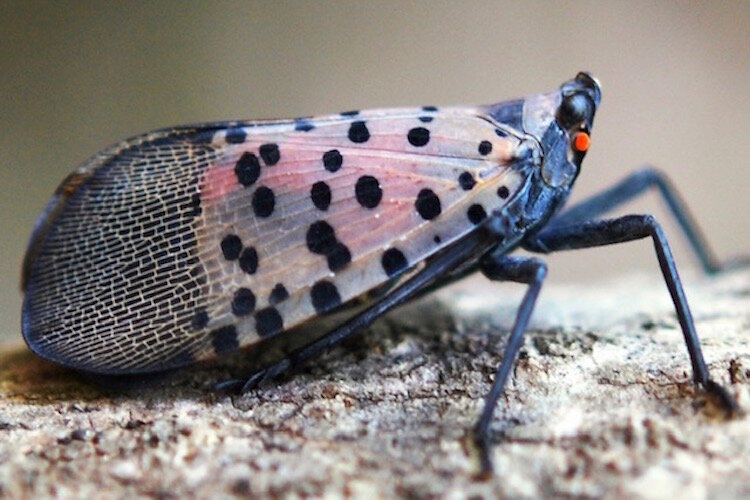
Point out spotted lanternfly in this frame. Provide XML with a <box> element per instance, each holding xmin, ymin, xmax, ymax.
<box><xmin>21</xmin><ymin>73</ymin><xmax>743</xmax><ymax>475</ymax></box>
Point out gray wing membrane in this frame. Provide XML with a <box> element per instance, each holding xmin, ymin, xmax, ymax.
<box><xmin>23</xmin><ymin>128</ymin><xmax>223</xmax><ymax>374</ymax></box>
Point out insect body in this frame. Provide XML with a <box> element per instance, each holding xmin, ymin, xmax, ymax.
<box><xmin>21</xmin><ymin>73</ymin><xmax>740</xmax><ymax>475</ymax></box>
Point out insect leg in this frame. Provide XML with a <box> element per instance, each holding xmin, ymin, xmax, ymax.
<box><xmin>525</xmin><ymin>214</ymin><xmax>739</xmax><ymax>413</ymax></box>
<box><xmin>220</xmin><ymin>228</ymin><xmax>497</xmax><ymax>393</ymax></box>
<box><xmin>474</xmin><ymin>254</ymin><xmax>548</xmax><ymax>477</ymax></box>
<box><xmin>533</xmin><ymin>168</ymin><xmax>747</xmax><ymax>273</ymax></box>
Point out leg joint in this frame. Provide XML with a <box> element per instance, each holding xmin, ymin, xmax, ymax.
<box><xmin>638</xmin><ymin>214</ymin><xmax>668</xmax><ymax>243</ymax></box>
<box><xmin>634</xmin><ymin>166</ymin><xmax>665</xmax><ymax>185</ymax></box>
<box><xmin>479</xmin><ymin>254</ymin><xmax>547</xmax><ymax>284</ymax></box>
<box><xmin>640</xmin><ymin>213</ymin><xmax>659</xmax><ymax>230</ymax></box>
<box><xmin>614</xmin><ymin>214</ymin><xmax>661</xmax><ymax>239</ymax></box>
<box><xmin>530</xmin><ymin>258</ymin><xmax>548</xmax><ymax>283</ymax></box>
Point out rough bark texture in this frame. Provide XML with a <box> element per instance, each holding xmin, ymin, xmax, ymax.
<box><xmin>1</xmin><ymin>269</ymin><xmax>748</xmax><ymax>498</ymax></box>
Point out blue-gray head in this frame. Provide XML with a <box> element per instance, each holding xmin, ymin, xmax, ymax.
<box><xmin>486</xmin><ymin>72</ymin><xmax>601</xmax><ymax>189</ymax></box>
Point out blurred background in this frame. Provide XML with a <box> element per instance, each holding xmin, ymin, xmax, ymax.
<box><xmin>1</xmin><ymin>1</ymin><xmax>748</xmax><ymax>344</ymax></box>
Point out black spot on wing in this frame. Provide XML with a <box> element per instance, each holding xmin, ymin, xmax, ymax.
<box><xmin>467</xmin><ymin>204</ymin><xmax>487</xmax><ymax>225</ymax></box>
<box><xmin>259</xmin><ymin>143</ymin><xmax>280</xmax><ymax>166</ymax></box>
<box><xmin>190</xmin><ymin>193</ymin><xmax>202</xmax><ymax>217</ymax></box>
<box><xmin>306</xmin><ymin>221</ymin><xmax>337</xmax><ymax>255</ymax></box>
<box><xmin>235</xmin><ymin>152</ymin><xmax>260</xmax><ymax>187</ymax></box>
<box><xmin>221</xmin><ymin>234</ymin><xmax>242</xmax><ymax>261</ymax></box>
<box><xmin>189</xmin><ymin>129</ymin><xmax>218</xmax><ymax>144</ymax></box>
<box><xmin>269</xmin><ymin>283</ymin><xmax>289</xmax><ymax>305</ymax></box>
<box><xmin>407</xmin><ymin>127</ymin><xmax>430</xmax><ymax>147</ymax></box>
<box><xmin>212</xmin><ymin>325</ymin><xmax>239</xmax><ymax>355</ymax></box>
<box><xmin>326</xmin><ymin>243</ymin><xmax>351</xmax><ymax>272</ymax></box>
<box><xmin>295</xmin><ymin>119</ymin><xmax>315</xmax><ymax>132</ymax></box>
<box><xmin>305</xmin><ymin>221</ymin><xmax>351</xmax><ymax>272</ymax></box>
<box><xmin>381</xmin><ymin>248</ymin><xmax>408</xmax><ymax>278</ymax></box>
<box><xmin>348</xmin><ymin>121</ymin><xmax>370</xmax><ymax>143</ymax></box>
<box><xmin>255</xmin><ymin>307</ymin><xmax>283</xmax><ymax>337</ymax></box>
<box><xmin>311</xmin><ymin>181</ymin><xmax>332</xmax><ymax>211</ymax></box>
<box><xmin>415</xmin><ymin>188</ymin><xmax>441</xmax><ymax>220</ymax></box>
<box><xmin>225</xmin><ymin>128</ymin><xmax>247</xmax><ymax>144</ymax></box>
<box><xmin>191</xmin><ymin>309</ymin><xmax>209</xmax><ymax>330</ymax></box>
<box><xmin>310</xmin><ymin>280</ymin><xmax>342</xmax><ymax>313</ymax></box>
<box><xmin>252</xmin><ymin>186</ymin><xmax>275</xmax><ymax>217</ymax></box>
<box><xmin>239</xmin><ymin>247</ymin><xmax>258</xmax><ymax>274</ymax></box>
<box><xmin>458</xmin><ymin>172</ymin><xmax>476</xmax><ymax>191</ymax></box>
<box><xmin>355</xmin><ymin>175</ymin><xmax>382</xmax><ymax>209</ymax></box>
<box><xmin>322</xmin><ymin>149</ymin><xmax>343</xmax><ymax>172</ymax></box>
<box><xmin>232</xmin><ymin>288</ymin><xmax>256</xmax><ymax>316</ymax></box>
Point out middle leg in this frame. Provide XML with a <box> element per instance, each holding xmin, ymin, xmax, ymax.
<box><xmin>474</xmin><ymin>254</ymin><xmax>548</xmax><ymax>477</ymax></box>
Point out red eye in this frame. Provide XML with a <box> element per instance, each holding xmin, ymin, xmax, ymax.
<box><xmin>573</xmin><ymin>132</ymin><xmax>590</xmax><ymax>153</ymax></box>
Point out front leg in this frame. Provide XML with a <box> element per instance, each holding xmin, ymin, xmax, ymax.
<box><xmin>526</xmin><ymin>168</ymin><xmax>747</xmax><ymax>273</ymax></box>
<box><xmin>524</xmin><ymin>214</ymin><xmax>739</xmax><ymax>413</ymax></box>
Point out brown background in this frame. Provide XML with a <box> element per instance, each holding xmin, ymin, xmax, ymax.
<box><xmin>1</xmin><ymin>1</ymin><xmax>748</xmax><ymax>343</ymax></box>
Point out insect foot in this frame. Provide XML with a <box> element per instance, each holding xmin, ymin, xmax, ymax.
<box><xmin>214</xmin><ymin>379</ymin><xmax>246</xmax><ymax>394</ymax></box>
<box><xmin>702</xmin><ymin>380</ymin><xmax>742</xmax><ymax>416</ymax></box>
<box><xmin>714</xmin><ymin>256</ymin><xmax>750</xmax><ymax>274</ymax></box>
<box><xmin>214</xmin><ymin>364</ymin><xmax>280</xmax><ymax>394</ymax></box>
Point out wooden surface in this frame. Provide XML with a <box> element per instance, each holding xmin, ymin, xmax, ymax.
<box><xmin>1</xmin><ymin>269</ymin><xmax>748</xmax><ymax>498</ymax></box>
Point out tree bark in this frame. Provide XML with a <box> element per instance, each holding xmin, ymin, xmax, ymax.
<box><xmin>1</xmin><ymin>269</ymin><xmax>748</xmax><ymax>498</ymax></box>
